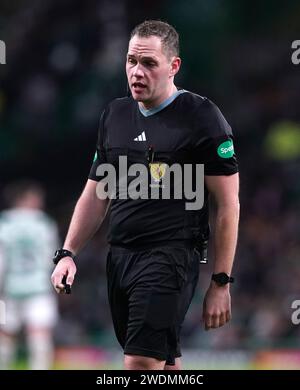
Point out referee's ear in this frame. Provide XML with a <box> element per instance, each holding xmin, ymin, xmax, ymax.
<box><xmin>169</xmin><ymin>56</ymin><xmax>181</xmax><ymax>77</ymax></box>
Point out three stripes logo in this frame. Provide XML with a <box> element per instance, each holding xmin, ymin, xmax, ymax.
<box><xmin>134</xmin><ymin>131</ymin><xmax>146</xmax><ymax>141</ymax></box>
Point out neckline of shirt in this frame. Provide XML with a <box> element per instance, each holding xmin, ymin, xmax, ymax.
<box><xmin>138</xmin><ymin>89</ymin><xmax>187</xmax><ymax>117</ymax></box>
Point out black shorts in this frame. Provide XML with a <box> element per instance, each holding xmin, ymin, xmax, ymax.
<box><xmin>106</xmin><ymin>244</ymin><xmax>200</xmax><ymax>365</ymax></box>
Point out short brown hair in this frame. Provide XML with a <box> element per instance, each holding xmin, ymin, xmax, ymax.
<box><xmin>3</xmin><ymin>180</ymin><xmax>45</xmax><ymax>207</ymax></box>
<box><xmin>130</xmin><ymin>20</ymin><xmax>179</xmax><ymax>58</ymax></box>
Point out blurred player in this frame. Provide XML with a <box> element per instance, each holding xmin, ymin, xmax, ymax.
<box><xmin>0</xmin><ymin>180</ymin><xmax>59</xmax><ymax>369</ymax></box>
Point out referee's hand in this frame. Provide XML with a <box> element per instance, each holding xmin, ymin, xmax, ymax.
<box><xmin>51</xmin><ymin>257</ymin><xmax>77</xmax><ymax>294</ymax></box>
<box><xmin>202</xmin><ymin>283</ymin><xmax>232</xmax><ymax>330</ymax></box>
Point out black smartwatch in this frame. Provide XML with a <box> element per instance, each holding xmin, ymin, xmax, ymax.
<box><xmin>211</xmin><ymin>272</ymin><xmax>234</xmax><ymax>286</ymax></box>
<box><xmin>53</xmin><ymin>249</ymin><xmax>75</xmax><ymax>265</ymax></box>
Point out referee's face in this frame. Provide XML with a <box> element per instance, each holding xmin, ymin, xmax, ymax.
<box><xmin>126</xmin><ymin>35</ymin><xmax>181</xmax><ymax>109</ymax></box>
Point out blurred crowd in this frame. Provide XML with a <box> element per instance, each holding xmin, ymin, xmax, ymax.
<box><xmin>1</xmin><ymin>0</ymin><xmax>300</xmax><ymax>364</ymax></box>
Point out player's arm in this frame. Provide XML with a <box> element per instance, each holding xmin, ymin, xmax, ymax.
<box><xmin>202</xmin><ymin>173</ymin><xmax>240</xmax><ymax>330</ymax></box>
<box><xmin>51</xmin><ymin>179</ymin><xmax>110</xmax><ymax>293</ymax></box>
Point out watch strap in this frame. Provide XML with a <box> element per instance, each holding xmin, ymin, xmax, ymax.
<box><xmin>211</xmin><ymin>272</ymin><xmax>234</xmax><ymax>286</ymax></box>
<box><xmin>53</xmin><ymin>249</ymin><xmax>75</xmax><ymax>265</ymax></box>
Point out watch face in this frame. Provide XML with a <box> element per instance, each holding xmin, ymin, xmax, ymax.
<box><xmin>219</xmin><ymin>273</ymin><xmax>228</xmax><ymax>284</ymax></box>
<box><xmin>213</xmin><ymin>272</ymin><xmax>229</xmax><ymax>285</ymax></box>
<box><xmin>53</xmin><ymin>249</ymin><xmax>74</xmax><ymax>264</ymax></box>
<box><xmin>53</xmin><ymin>249</ymin><xmax>63</xmax><ymax>264</ymax></box>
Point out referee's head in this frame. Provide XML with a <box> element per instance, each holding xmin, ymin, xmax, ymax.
<box><xmin>126</xmin><ymin>20</ymin><xmax>181</xmax><ymax>109</ymax></box>
<box><xmin>130</xmin><ymin>20</ymin><xmax>180</xmax><ymax>60</ymax></box>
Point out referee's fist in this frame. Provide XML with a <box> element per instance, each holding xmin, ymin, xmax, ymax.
<box><xmin>51</xmin><ymin>257</ymin><xmax>77</xmax><ymax>294</ymax></box>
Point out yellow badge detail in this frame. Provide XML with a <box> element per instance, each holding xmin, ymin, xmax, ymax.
<box><xmin>149</xmin><ymin>162</ymin><xmax>167</xmax><ymax>183</ymax></box>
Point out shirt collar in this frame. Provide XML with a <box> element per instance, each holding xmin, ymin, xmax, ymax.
<box><xmin>138</xmin><ymin>89</ymin><xmax>187</xmax><ymax>117</ymax></box>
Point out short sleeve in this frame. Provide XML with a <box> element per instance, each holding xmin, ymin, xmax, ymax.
<box><xmin>88</xmin><ymin>109</ymin><xmax>108</xmax><ymax>182</ymax></box>
<box><xmin>194</xmin><ymin>99</ymin><xmax>238</xmax><ymax>176</ymax></box>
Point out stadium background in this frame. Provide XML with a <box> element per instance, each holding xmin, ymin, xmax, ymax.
<box><xmin>1</xmin><ymin>0</ymin><xmax>300</xmax><ymax>369</ymax></box>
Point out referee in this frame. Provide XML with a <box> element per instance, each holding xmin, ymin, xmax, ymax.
<box><xmin>51</xmin><ymin>20</ymin><xmax>239</xmax><ymax>370</ymax></box>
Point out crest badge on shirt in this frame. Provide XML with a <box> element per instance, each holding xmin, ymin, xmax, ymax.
<box><xmin>149</xmin><ymin>162</ymin><xmax>167</xmax><ymax>183</ymax></box>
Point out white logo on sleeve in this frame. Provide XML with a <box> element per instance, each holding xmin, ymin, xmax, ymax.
<box><xmin>134</xmin><ymin>131</ymin><xmax>146</xmax><ymax>141</ymax></box>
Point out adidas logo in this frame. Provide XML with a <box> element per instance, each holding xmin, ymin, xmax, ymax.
<box><xmin>134</xmin><ymin>131</ymin><xmax>146</xmax><ymax>141</ymax></box>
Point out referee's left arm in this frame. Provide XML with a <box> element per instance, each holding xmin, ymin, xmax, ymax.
<box><xmin>202</xmin><ymin>173</ymin><xmax>240</xmax><ymax>330</ymax></box>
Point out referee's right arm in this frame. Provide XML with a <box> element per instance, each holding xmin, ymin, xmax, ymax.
<box><xmin>51</xmin><ymin>180</ymin><xmax>110</xmax><ymax>293</ymax></box>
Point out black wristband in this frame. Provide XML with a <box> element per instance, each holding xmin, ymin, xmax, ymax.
<box><xmin>211</xmin><ymin>272</ymin><xmax>234</xmax><ymax>286</ymax></box>
<box><xmin>53</xmin><ymin>249</ymin><xmax>75</xmax><ymax>265</ymax></box>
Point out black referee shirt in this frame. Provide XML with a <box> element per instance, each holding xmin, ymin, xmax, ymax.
<box><xmin>89</xmin><ymin>90</ymin><xmax>238</xmax><ymax>248</ymax></box>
